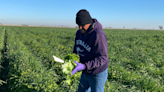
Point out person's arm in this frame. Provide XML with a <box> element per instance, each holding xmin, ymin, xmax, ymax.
<box><xmin>84</xmin><ymin>32</ymin><xmax>108</xmax><ymax>70</ymax></box>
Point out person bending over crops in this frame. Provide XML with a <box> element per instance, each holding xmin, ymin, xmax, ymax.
<box><xmin>71</xmin><ymin>9</ymin><xmax>109</xmax><ymax>92</ymax></box>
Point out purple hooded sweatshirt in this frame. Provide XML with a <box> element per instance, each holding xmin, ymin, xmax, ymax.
<box><xmin>73</xmin><ymin>19</ymin><xmax>109</xmax><ymax>75</ymax></box>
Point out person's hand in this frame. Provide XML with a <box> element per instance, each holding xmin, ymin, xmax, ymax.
<box><xmin>71</xmin><ymin>61</ymin><xmax>85</xmax><ymax>76</ymax></box>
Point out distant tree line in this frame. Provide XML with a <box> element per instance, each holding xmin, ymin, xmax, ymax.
<box><xmin>21</xmin><ymin>24</ymin><xmax>29</xmax><ymax>26</ymax></box>
<box><xmin>159</xmin><ymin>26</ymin><xmax>163</xmax><ymax>30</ymax></box>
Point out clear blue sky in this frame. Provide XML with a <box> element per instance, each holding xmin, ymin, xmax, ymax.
<box><xmin>0</xmin><ymin>0</ymin><xmax>164</xmax><ymax>29</ymax></box>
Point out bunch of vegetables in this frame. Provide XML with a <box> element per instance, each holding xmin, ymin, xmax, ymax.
<box><xmin>57</xmin><ymin>54</ymin><xmax>82</xmax><ymax>85</ymax></box>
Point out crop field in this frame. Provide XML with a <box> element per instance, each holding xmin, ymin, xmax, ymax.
<box><xmin>0</xmin><ymin>26</ymin><xmax>164</xmax><ymax>92</ymax></box>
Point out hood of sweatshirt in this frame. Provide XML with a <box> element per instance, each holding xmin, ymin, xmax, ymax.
<box><xmin>85</xmin><ymin>19</ymin><xmax>102</xmax><ymax>35</ymax></box>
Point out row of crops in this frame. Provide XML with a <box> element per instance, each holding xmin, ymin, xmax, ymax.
<box><xmin>103</xmin><ymin>29</ymin><xmax>164</xmax><ymax>91</ymax></box>
<box><xmin>0</xmin><ymin>27</ymin><xmax>6</xmax><ymax>86</ymax></box>
<box><xmin>0</xmin><ymin>26</ymin><xmax>164</xmax><ymax>92</ymax></box>
<box><xmin>0</xmin><ymin>27</ymin><xmax>80</xmax><ymax>92</ymax></box>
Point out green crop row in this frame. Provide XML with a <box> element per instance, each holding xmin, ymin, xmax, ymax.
<box><xmin>4</xmin><ymin>27</ymin><xmax>60</xmax><ymax>91</ymax></box>
<box><xmin>0</xmin><ymin>27</ymin><xmax>6</xmax><ymax>86</ymax></box>
<box><xmin>1</xmin><ymin>27</ymin><xmax>80</xmax><ymax>92</ymax></box>
<box><xmin>0</xmin><ymin>27</ymin><xmax>5</xmax><ymax>61</ymax></box>
<box><xmin>11</xmin><ymin>27</ymin><xmax>76</xmax><ymax>69</ymax></box>
<box><xmin>104</xmin><ymin>29</ymin><xmax>164</xmax><ymax>91</ymax></box>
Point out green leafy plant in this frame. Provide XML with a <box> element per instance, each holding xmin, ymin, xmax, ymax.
<box><xmin>61</xmin><ymin>54</ymin><xmax>82</xmax><ymax>85</ymax></box>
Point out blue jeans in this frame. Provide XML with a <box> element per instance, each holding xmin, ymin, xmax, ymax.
<box><xmin>77</xmin><ymin>68</ymin><xmax>108</xmax><ymax>92</ymax></box>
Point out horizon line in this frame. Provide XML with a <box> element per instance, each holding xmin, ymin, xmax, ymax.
<box><xmin>0</xmin><ymin>24</ymin><xmax>163</xmax><ymax>31</ymax></box>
